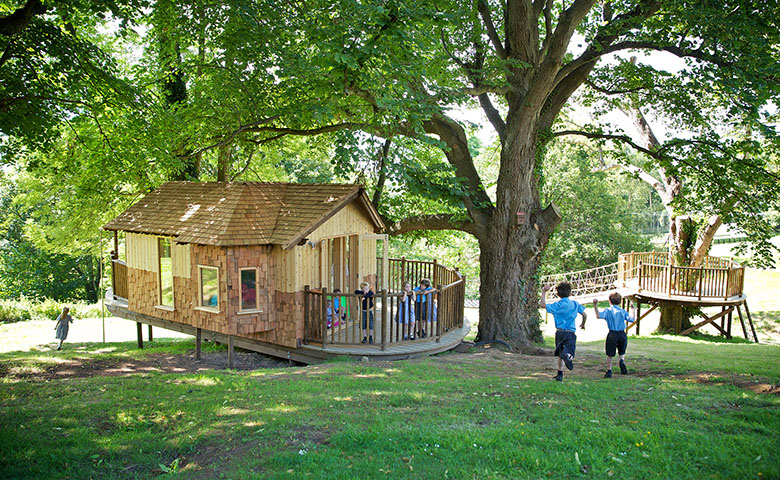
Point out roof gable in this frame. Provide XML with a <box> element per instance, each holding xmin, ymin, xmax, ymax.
<box><xmin>103</xmin><ymin>182</ymin><xmax>384</xmax><ymax>247</ymax></box>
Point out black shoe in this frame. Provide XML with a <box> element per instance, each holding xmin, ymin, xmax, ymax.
<box><xmin>554</xmin><ymin>372</ymin><xmax>563</xmax><ymax>382</ymax></box>
<box><xmin>619</xmin><ymin>360</ymin><xmax>627</xmax><ymax>374</ymax></box>
<box><xmin>421</xmin><ymin>330</ymin><xmax>427</xmax><ymax>338</ymax></box>
<box><xmin>563</xmin><ymin>354</ymin><xmax>574</xmax><ymax>371</ymax></box>
<box><xmin>604</xmin><ymin>370</ymin><xmax>612</xmax><ymax>378</ymax></box>
<box><xmin>410</xmin><ymin>335</ymin><xmax>415</xmax><ymax>340</ymax></box>
<box><xmin>57</xmin><ymin>346</ymin><xmax>62</xmax><ymax>351</ymax></box>
<box><xmin>362</xmin><ymin>337</ymin><xmax>367</xmax><ymax>344</ymax></box>
<box><xmin>369</xmin><ymin>336</ymin><xmax>374</xmax><ymax>344</ymax></box>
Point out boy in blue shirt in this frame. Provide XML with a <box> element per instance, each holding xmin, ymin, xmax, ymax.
<box><xmin>540</xmin><ymin>282</ymin><xmax>587</xmax><ymax>382</ymax></box>
<box><xmin>592</xmin><ymin>292</ymin><xmax>633</xmax><ymax>378</ymax></box>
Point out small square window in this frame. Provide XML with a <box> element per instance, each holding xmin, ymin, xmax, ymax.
<box><xmin>199</xmin><ymin>266</ymin><xmax>219</xmax><ymax>309</ymax></box>
<box><xmin>240</xmin><ymin>268</ymin><xmax>258</xmax><ymax>311</ymax></box>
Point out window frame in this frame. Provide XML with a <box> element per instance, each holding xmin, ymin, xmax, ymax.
<box><xmin>238</xmin><ymin>267</ymin><xmax>263</xmax><ymax>314</ymax></box>
<box><xmin>157</xmin><ymin>237</ymin><xmax>174</xmax><ymax>309</ymax></box>
<box><xmin>196</xmin><ymin>265</ymin><xmax>220</xmax><ymax>313</ymax></box>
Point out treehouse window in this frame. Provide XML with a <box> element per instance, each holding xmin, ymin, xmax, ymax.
<box><xmin>240</xmin><ymin>268</ymin><xmax>259</xmax><ymax>312</ymax></box>
<box><xmin>158</xmin><ymin>238</ymin><xmax>173</xmax><ymax>307</ymax></box>
<box><xmin>199</xmin><ymin>266</ymin><xmax>219</xmax><ymax>310</ymax></box>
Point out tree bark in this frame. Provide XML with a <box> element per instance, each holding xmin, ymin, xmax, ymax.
<box><xmin>657</xmin><ymin>303</ymin><xmax>693</xmax><ymax>333</ymax></box>
<box><xmin>474</xmin><ymin>123</ymin><xmax>562</xmax><ymax>346</ymax></box>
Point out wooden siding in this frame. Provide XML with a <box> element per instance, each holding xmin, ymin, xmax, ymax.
<box><xmin>127</xmin><ymin>232</ymin><xmax>191</xmax><ymax>278</ymax></box>
<box><xmin>271</xmin><ymin>203</ymin><xmax>377</xmax><ymax>293</ymax></box>
<box><xmin>127</xmin><ymin>233</ymin><xmax>159</xmax><ymax>272</ymax></box>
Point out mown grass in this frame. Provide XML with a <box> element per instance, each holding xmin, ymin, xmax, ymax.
<box><xmin>2</xmin><ymin>338</ymin><xmax>779</xmax><ymax>479</ymax></box>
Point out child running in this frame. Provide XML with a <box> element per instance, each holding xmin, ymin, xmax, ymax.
<box><xmin>592</xmin><ymin>293</ymin><xmax>633</xmax><ymax>378</ymax></box>
<box><xmin>540</xmin><ymin>282</ymin><xmax>587</xmax><ymax>382</ymax></box>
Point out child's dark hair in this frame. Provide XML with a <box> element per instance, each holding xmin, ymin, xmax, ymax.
<box><xmin>556</xmin><ymin>282</ymin><xmax>572</xmax><ymax>298</ymax></box>
<box><xmin>608</xmin><ymin>292</ymin><xmax>622</xmax><ymax>305</ymax></box>
<box><xmin>420</xmin><ymin>278</ymin><xmax>431</xmax><ymax>288</ymax></box>
<box><xmin>333</xmin><ymin>288</ymin><xmax>341</xmax><ymax>293</ymax></box>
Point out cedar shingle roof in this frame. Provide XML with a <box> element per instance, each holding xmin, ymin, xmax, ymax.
<box><xmin>103</xmin><ymin>182</ymin><xmax>384</xmax><ymax>248</ymax></box>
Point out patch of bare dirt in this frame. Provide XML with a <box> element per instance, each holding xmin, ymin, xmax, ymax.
<box><xmin>0</xmin><ymin>350</ymin><xmax>290</xmax><ymax>381</ymax></box>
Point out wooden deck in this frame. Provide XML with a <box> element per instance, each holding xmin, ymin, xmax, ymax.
<box><xmin>105</xmin><ymin>297</ymin><xmax>471</xmax><ymax>364</ymax></box>
<box><xmin>301</xmin><ymin>319</ymin><xmax>471</xmax><ymax>361</ymax></box>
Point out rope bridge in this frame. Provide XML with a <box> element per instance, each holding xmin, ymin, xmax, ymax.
<box><xmin>540</xmin><ymin>262</ymin><xmax>630</xmax><ymax>302</ymax></box>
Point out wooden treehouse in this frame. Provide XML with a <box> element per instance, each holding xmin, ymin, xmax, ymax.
<box><xmin>617</xmin><ymin>251</ymin><xmax>757</xmax><ymax>341</ymax></box>
<box><xmin>104</xmin><ymin>182</ymin><xmax>469</xmax><ymax>364</ymax></box>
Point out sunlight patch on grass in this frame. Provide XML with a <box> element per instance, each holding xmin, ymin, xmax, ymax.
<box><xmin>171</xmin><ymin>376</ymin><xmax>221</xmax><ymax>386</ymax></box>
<box><xmin>217</xmin><ymin>407</ymin><xmax>250</xmax><ymax>416</ymax></box>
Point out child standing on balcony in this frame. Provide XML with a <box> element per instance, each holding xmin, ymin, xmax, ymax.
<box><xmin>540</xmin><ymin>282</ymin><xmax>587</xmax><ymax>382</ymax></box>
<box><xmin>414</xmin><ymin>278</ymin><xmax>433</xmax><ymax>338</ymax></box>
<box><xmin>327</xmin><ymin>288</ymin><xmax>343</xmax><ymax>329</ymax></box>
<box><xmin>355</xmin><ymin>282</ymin><xmax>375</xmax><ymax>344</ymax></box>
<box><xmin>592</xmin><ymin>293</ymin><xmax>632</xmax><ymax>378</ymax></box>
<box><xmin>396</xmin><ymin>281</ymin><xmax>416</xmax><ymax>340</ymax></box>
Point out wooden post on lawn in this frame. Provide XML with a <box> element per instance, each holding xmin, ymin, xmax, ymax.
<box><xmin>228</xmin><ymin>335</ymin><xmax>235</xmax><ymax>369</ymax></box>
<box><xmin>196</xmin><ymin>328</ymin><xmax>202</xmax><ymax>360</ymax></box>
<box><xmin>148</xmin><ymin>325</ymin><xmax>153</xmax><ymax>342</ymax></box>
<box><xmin>136</xmin><ymin>322</ymin><xmax>143</xmax><ymax>349</ymax></box>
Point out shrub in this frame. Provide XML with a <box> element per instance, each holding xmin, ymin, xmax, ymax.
<box><xmin>0</xmin><ymin>299</ymin><xmax>32</xmax><ymax>323</ymax></box>
<box><xmin>0</xmin><ymin>298</ymin><xmax>104</xmax><ymax>324</ymax></box>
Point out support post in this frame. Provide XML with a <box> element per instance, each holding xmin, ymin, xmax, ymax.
<box><xmin>736</xmin><ymin>304</ymin><xmax>749</xmax><ymax>340</ymax></box>
<box><xmin>304</xmin><ymin>285</ymin><xmax>310</xmax><ymax>343</ymax></box>
<box><xmin>196</xmin><ymin>328</ymin><xmax>202</xmax><ymax>360</ymax></box>
<box><xmin>743</xmin><ymin>302</ymin><xmax>759</xmax><ymax>343</ymax></box>
<box><xmin>321</xmin><ymin>287</ymin><xmax>328</xmax><ymax>345</ymax></box>
<box><xmin>148</xmin><ymin>325</ymin><xmax>153</xmax><ymax>342</ymax></box>
<box><xmin>436</xmin><ymin>284</ymin><xmax>443</xmax><ymax>342</ymax></box>
<box><xmin>381</xmin><ymin>289</ymin><xmax>387</xmax><ymax>351</ymax></box>
<box><xmin>228</xmin><ymin>335</ymin><xmax>235</xmax><ymax>369</ymax></box>
<box><xmin>726</xmin><ymin>307</ymin><xmax>733</xmax><ymax>339</ymax></box>
<box><xmin>636</xmin><ymin>301</ymin><xmax>641</xmax><ymax>335</ymax></box>
<box><xmin>136</xmin><ymin>322</ymin><xmax>143</xmax><ymax>349</ymax></box>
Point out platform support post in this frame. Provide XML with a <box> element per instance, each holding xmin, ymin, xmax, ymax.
<box><xmin>736</xmin><ymin>304</ymin><xmax>749</xmax><ymax>340</ymax></box>
<box><xmin>743</xmin><ymin>302</ymin><xmax>759</xmax><ymax>343</ymax></box>
<box><xmin>196</xmin><ymin>328</ymin><xmax>202</xmax><ymax>360</ymax></box>
<box><xmin>148</xmin><ymin>325</ymin><xmax>153</xmax><ymax>342</ymax></box>
<box><xmin>136</xmin><ymin>322</ymin><xmax>143</xmax><ymax>349</ymax></box>
<box><xmin>636</xmin><ymin>301</ymin><xmax>641</xmax><ymax>335</ymax></box>
<box><xmin>228</xmin><ymin>335</ymin><xmax>235</xmax><ymax>368</ymax></box>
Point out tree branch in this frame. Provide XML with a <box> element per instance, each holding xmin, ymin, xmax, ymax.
<box><xmin>477</xmin><ymin>0</ymin><xmax>507</xmax><ymax>59</ymax></box>
<box><xmin>477</xmin><ymin>92</ymin><xmax>507</xmax><ymax>141</ymax></box>
<box><xmin>372</xmin><ymin>138</ymin><xmax>392</xmax><ymax>208</ymax></box>
<box><xmin>0</xmin><ymin>0</ymin><xmax>44</xmax><ymax>37</ymax></box>
<box><xmin>386</xmin><ymin>213</ymin><xmax>478</xmax><ymax>236</ymax></box>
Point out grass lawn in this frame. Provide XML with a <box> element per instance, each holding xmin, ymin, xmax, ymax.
<box><xmin>2</xmin><ymin>336</ymin><xmax>779</xmax><ymax>479</ymax></box>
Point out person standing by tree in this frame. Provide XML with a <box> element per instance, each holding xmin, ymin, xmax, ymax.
<box><xmin>54</xmin><ymin>307</ymin><xmax>74</xmax><ymax>351</ymax></box>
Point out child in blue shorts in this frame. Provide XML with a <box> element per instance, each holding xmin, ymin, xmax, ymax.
<box><xmin>592</xmin><ymin>292</ymin><xmax>633</xmax><ymax>378</ymax></box>
<box><xmin>540</xmin><ymin>282</ymin><xmax>587</xmax><ymax>382</ymax></box>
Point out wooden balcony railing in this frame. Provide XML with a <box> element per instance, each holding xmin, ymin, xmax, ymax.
<box><xmin>304</xmin><ymin>258</ymin><xmax>466</xmax><ymax>348</ymax></box>
<box><xmin>618</xmin><ymin>252</ymin><xmax>744</xmax><ymax>300</ymax></box>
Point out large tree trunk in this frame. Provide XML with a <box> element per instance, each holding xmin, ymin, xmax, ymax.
<box><xmin>476</xmin><ymin>226</ymin><xmax>545</xmax><ymax>345</ymax></box>
<box><xmin>474</xmin><ymin>124</ymin><xmax>561</xmax><ymax>347</ymax></box>
<box><xmin>657</xmin><ymin>303</ymin><xmax>693</xmax><ymax>333</ymax></box>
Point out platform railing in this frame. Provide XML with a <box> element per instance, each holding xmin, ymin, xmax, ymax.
<box><xmin>304</xmin><ymin>258</ymin><xmax>465</xmax><ymax>349</ymax></box>
<box><xmin>618</xmin><ymin>252</ymin><xmax>744</xmax><ymax>300</ymax></box>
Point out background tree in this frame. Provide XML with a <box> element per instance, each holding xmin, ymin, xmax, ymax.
<box><xmin>219</xmin><ymin>0</ymin><xmax>779</xmax><ymax>348</ymax></box>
